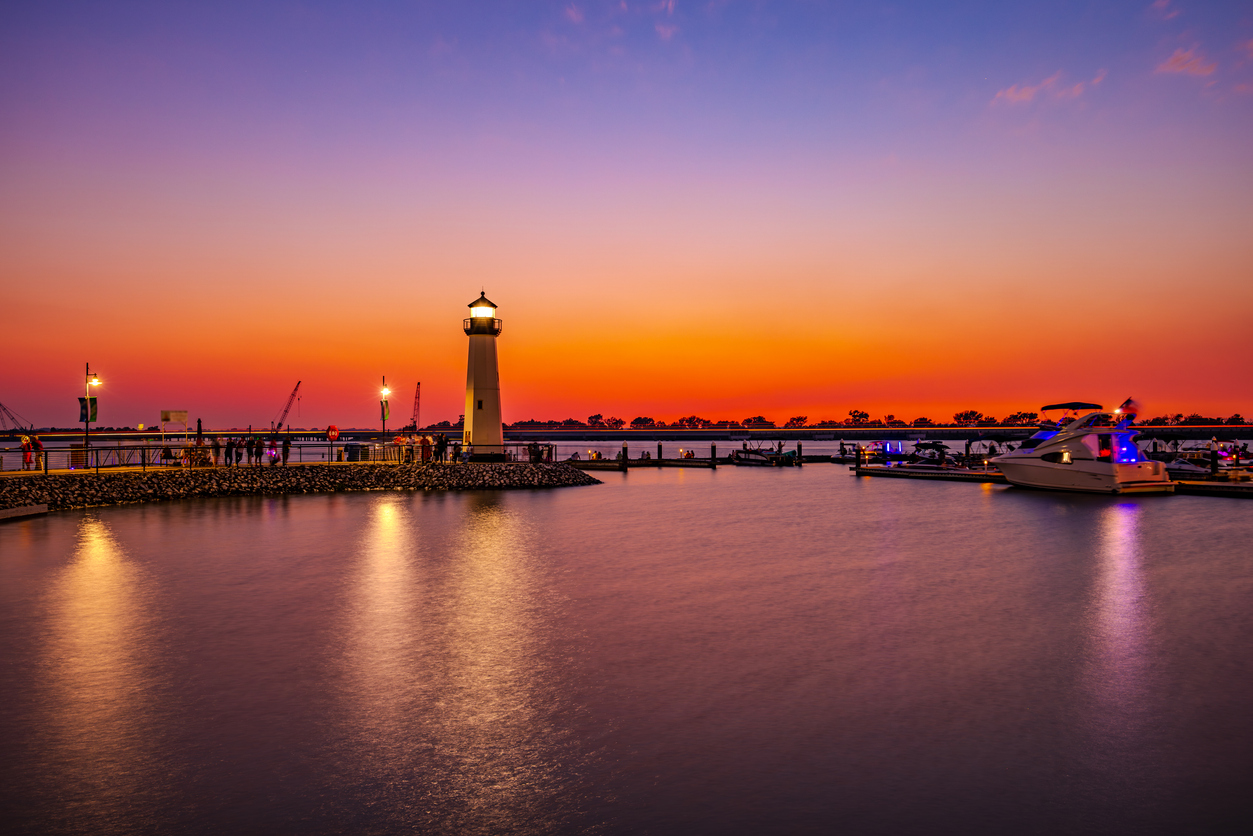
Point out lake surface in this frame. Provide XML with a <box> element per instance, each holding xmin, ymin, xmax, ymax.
<box><xmin>2</xmin><ymin>466</ymin><xmax>1251</xmax><ymax>835</ymax></box>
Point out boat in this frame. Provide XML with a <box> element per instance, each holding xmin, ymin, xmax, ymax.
<box><xmin>728</xmin><ymin>444</ymin><xmax>798</xmax><ymax>467</ymax></box>
<box><xmin>893</xmin><ymin>441</ymin><xmax>957</xmax><ymax>470</ymax></box>
<box><xmin>1161</xmin><ymin>457</ymin><xmax>1211</xmax><ymax>479</ymax></box>
<box><xmin>991</xmin><ymin>400</ymin><xmax>1174</xmax><ymax>494</ymax></box>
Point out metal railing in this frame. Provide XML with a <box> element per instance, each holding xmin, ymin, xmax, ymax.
<box><xmin>463</xmin><ymin>317</ymin><xmax>503</xmax><ymax>336</ymax></box>
<box><xmin>0</xmin><ymin>440</ymin><xmax>557</xmax><ymax>473</ymax></box>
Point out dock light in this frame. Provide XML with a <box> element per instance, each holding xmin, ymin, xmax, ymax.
<box><xmin>82</xmin><ymin>362</ymin><xmax>102</xmax><ymax>456</ymax></box>
<box><xmin>380</xmin><ymin>376</ymin><xmax>390</xmax><ymax>438</ymax></box>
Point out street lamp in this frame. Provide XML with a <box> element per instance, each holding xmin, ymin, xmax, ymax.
<box><xmin>380</xmin><ymin>376</ymin><xmax>391</xmax><ymax>439</ymax></box>
<box><xmin>83</xmin><ymin>363</ymin><xmax>102</xmax><ymax>454</ymax></box>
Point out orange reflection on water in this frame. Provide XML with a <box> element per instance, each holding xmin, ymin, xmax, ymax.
<box><xmin>440</xmin><ymin>495</ymin><xmax>553</xmax><ymax>825</ymax></box>
<box><xmin>40</xmin><ymin>516</ymin><xmax>163</xmax><ymax>821</ymax></box>
<box><xmin>340</xmin><ymin>494</ymin><xmax>564</xmax><ymax>830</ymax></box>
<box><xmin>343</xmin><ymin>498</ymin><xmax>422</xmax><ymax>748</ymax></box>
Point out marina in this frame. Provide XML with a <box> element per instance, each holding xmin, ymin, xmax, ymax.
<box><xmin>3</xmin><ymin>3</ymin><xmax>1250</xmax><ymax>833</ymax></box>
<box><xmin>4</xmin><ymin>463</ymin><xmax>1251</xmax><ymax>835</ymax></box>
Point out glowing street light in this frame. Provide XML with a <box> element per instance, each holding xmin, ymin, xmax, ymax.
<box><xmin>380</xmin><ymin>376</ymin><xmax>390</xmax><ymax>439</ymax></box>
<box><xmin>82</xmin><ymin>362</ymin><xmax>102</xmax><ymax>457</ymax></box>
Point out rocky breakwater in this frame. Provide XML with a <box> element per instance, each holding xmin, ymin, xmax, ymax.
<box><xmin>0</xmin><ymin>463</ymin><xmax>601</xmax><ymax>512</ymax></box>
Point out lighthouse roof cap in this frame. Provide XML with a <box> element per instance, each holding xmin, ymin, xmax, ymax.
<box><xmin>468</xmin><ymin>292</ymin><xmax>497</xmax><ymax>309</ymax></box>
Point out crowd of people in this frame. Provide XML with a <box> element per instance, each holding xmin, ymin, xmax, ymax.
<box><xmin>203</xmin><ymin>435</ymin><xmax>293</xmax><ymax>467</ymax></box>
<box><xmin>18</xmin><ymin>435</ymin><xmax>44</xmax><ymax>470</ymax></box>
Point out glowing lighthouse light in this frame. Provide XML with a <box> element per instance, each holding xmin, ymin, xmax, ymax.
<box><xmin>463</xmin><ymin>292</ymin><xmax>505</xmax><ymax>461</ymax></box>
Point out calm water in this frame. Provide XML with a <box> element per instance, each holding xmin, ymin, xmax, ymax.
<box><xmin>2</xmin><ymin>466</ymin><xmax>1251</xmax><ymax>835</ymax></box>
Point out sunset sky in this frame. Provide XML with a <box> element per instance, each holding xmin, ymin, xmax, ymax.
<box><xmin>3</xmin><ymin>1</ymin><xmax>1251</xmax><ymax>429</ymax></box>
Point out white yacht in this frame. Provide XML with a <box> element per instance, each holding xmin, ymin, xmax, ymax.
<box><xmin>992</xmin><ymin>401</ymin><xmax>1175</xmax><ymax>494</ymax></box>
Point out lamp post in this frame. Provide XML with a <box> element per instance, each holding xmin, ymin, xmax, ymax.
<box><xmin>83</xmin><ymin>363</ymin><xmax>101</xmax><ymax>454</ymax></box>
<box><xmin>380</xmin><ymin>377</ymin><xmax>391</xmax><ymax>440</ymax></box>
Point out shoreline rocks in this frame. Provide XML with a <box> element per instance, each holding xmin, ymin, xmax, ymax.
<box><xmin>0</xmin><ymin>463</ymin><xmax>601</xmax><ymax>512</ymax></box>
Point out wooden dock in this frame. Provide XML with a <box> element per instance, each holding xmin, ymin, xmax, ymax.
<box><xmin>569</xmin><ymin>458</ymin><xmax>718</xmax><ymax>471</ymax></box>
<box><xmin>0</xmin><ymin>504</ymin><xmax>49</xmax><ymax>522</ymax></box>
<box><xmin>1175</xmin><ymin>480</ymin><xmax>1253</xmax><ymax>499</ymax></box>
<box><xmin>851</xmin><ymin>465</ymin><xmax>1008</xmax><ymax>484</ymax></box>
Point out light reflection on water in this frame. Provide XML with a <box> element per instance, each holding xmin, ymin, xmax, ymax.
<box><xmin>335</xmin><ymin>493</ymin><xmax>576</xmax><ymax>834</ymax></box>
<box><xmin>1090</xmin><ymin>503</ymin><xmax>1151</xmax><ymax>724</ymax></box>
<box><xmin>343</xmin><ymin>499</ymin><xmax>421</xmax><ymax>754</ymax></box>
<box><xmin>1079</xmin><ymin>502</ymin><xmax>1160</xmax><ymax>805</ymax></box>
<box><xmin>1</xmin><ymin>468</ymin><xmax>1251</xmax><ymax>835</ymax></box>
<box><xmin>37</xmin><ymin>517</ymin><xmax>168</xmax><ymax>832</ymax></box>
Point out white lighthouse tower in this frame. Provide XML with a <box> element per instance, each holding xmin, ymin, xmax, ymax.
<box><xmin>463</xmin><ymin>292</ymin><xmax>505</xmax><ymax>461</ymax></box>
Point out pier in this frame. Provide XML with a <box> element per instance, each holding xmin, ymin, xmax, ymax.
<box><xmin>1174</xmin><ymin>480</ymin><xmax>1253</xmax><ymax>499</ymax></box>
<box><xmin>851</xmin><ymin>465</ymin><xmax>1008</xmax><ymax>484</ymax></box>
<box><xmin>569</xmin><ymin>457</ymin><xmax>718</xmax><ymax>471</ymax></box>
<box><xmin>0</xmin><ymin>504</ymin><xmax>48</xmax><ymax>522</ymax></box>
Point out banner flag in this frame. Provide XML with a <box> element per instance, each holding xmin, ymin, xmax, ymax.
<box><xmin>79</xmin><ymin>396</ymin><xmax>97</xmax><ymax>423</ymax></box>
<box><xmin>380</xmin><ymin>399</ymin><xmax>390</xmax><ymax>420</ymax></box>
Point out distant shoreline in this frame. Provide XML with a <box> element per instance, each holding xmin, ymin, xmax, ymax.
<box><xmin>4</xmin><ymin>424</ymin><xmax>1249</xmax><ymax>445</ymax></box>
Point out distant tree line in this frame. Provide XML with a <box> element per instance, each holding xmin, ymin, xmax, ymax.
<box><xmin>498</xmin><ymin>410</ymin><xmax>1248</xmax><ymax>429</ymax></box>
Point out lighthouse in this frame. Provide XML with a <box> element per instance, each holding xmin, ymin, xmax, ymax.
<box><xmin>463</xmin><ymin>292</ymin><xmax>505</xmax><ymax>461</ymax></box>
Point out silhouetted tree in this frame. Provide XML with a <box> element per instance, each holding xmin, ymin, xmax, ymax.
<box><xmin>630</xmin><ymin>416</ymin><xmax>655</xmax><ymax>428</ymax></box>
<box><xmin>953</xmin><ymin>410</ymin><xmax>983</xmax><ymax>425</ymax></box>
<box><xmin>604</xmin><ymin>416</ymin><xmax>626</xmax><ymax>429</ymax></box>
<box><xmin>1226</xmin><ymin>414</ymin><xmax>1247</xmax><ymax>425</ymax></box>
<box><xmin>911</xmin><ymin>417</ymin><xmax>934</xmax><ymax>427</ymax></box>
<box><xmin>1004</xmin><ymin>412</ymin><xmax>1039</xmax><ymax>425</ymax></box>
<box><xmin>784</xmin><ymin>416</ymin><xmax>808</xmax><ymax>428</ymax></box>
<box><xmin>587</xmin><ymin>413</ymin><xmax>605</xmax><ymax>428</ymax></box>
<box><xmin>846</xmin><ymin>410</ymin><xmax>869</xmax><ymax>425</ymax></box>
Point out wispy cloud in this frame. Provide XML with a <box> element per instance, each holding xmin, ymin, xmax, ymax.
<box><xmin>1156</xmin><ymin>47</ymin><xmax>1216</xmax><ymax>76</ymax></box>
<box><xmin>565</xmin><ymin>4</ymin><xmax>584</xmax><ymax>24</ymax></box>
<box><xmin>1056</xmin><ymin>68</ymin><xmax>1107</xmax><ymax>99</ymax></box>
<box><xmin>654</xmin><ymin>0</ymin><xmax>676</xmax><ymax>14</ymax></box>
<box><xmin>1150</xmin><ymin>0</ymin><xmax>1180</xmax><ymax>20</ymax></box>
<box><xmin>994</xmin><ymin>72</ymin><xmax>1061</xmax><ymax>104</ymax></box>
<box><xmin>656</xmin><ymin>23</ymin><xmax>678</xmax><ymax>40</ymax></box>
<box><xmin>992</xmin><ymin>70</ymin><xmax>1105</xmax><ymax>105</ymax></box>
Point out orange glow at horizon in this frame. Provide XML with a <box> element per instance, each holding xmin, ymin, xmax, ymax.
<box><xmin>2</xmin><ymin>4</ymin><xmax>1251</xmax><ymax>428</ymax></box>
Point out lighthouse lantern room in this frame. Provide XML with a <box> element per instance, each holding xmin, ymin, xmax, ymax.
<box><xmin>463</xmin><ymin>292</ymin><xmax>505</xmax><ymax>461</ymax></box>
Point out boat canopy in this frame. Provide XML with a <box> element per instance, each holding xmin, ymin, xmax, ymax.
<box><xmin>1041</xmin><ymin>402</ymin><xmax>1102</xmax><ymax>411</ymax></box>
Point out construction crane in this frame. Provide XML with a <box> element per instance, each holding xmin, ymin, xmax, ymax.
<box><xmin>411</xmin><ymin>382</ymin><xmax>421</xmax><ymax>431</ymax></box>
<box><xmin>272</xmin><ymin>381</ymin><xmax>302</xmax><ymax>432</ymax></box>
<box><xmin>0</xmin><ymin>400</ymin><xmax>34</xmax><ymax>433</ymax></box>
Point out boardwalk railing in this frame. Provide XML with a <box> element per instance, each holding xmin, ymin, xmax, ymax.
<box><xmin>0</xmin><ymin>440</ymin><xmax>556</xmax><ymax>473</ymax></box>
